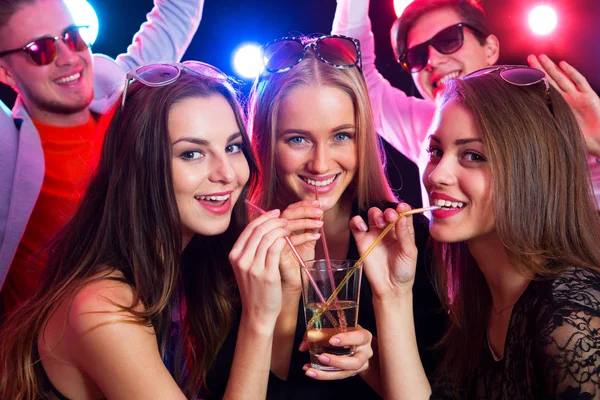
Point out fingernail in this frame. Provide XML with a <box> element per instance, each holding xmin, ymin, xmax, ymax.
<box><xmin>302</xmin><ymin>365</ymin><xmax>309</xmax><ymax>371</ymax></box>
<box><xmin>319</xmin><ymin>355</ymin><xmax>330</xmax><ymax>364</ymax></box>
<box><xmin>270</xmin><ymin>209</ymin><xmax>280</xmax><ymax>215</ymax></box>
<box><xmin>310</xmin><ymin>200</ymin><xmax>319</xmax><ymax>206</ymax></box>
<box><xmin>385</xmin><ymin>210</ymin><xmax>398</xmax><ymax>220</ymax></box>
<box><xmin>313</xmin><ymin>220</ymin><xmax>324</xmax><ymax>227</ymax></box>
<box><xmin>377</xmin><ymin>217</ymin><xmax>385</xmax><ymax>227</ymax></box>
<box><xmin>400</xmin><ymin>216</ymin><xmax>407</xmax><ymax>229</ymax></box>
<box><xmin>311</xmin><ymin>233</ymin><xmax>321</xmax><ymax>240</ymax></box>
<box><xmin>359</xmin><ymin>222</ymin><xmax>368</xmax><ymax>232</ymax></box>
<box><xmin>330</xmin><ymin>337</ymin><xmax>341</xmax><ymax>345</ymax></box>
<box><xmin>306</xmin><ymin>370</ymin><xmax>317</xmax><ymax>378</ymax></box>
<box><xmin>313</xmin><ymin>208</ymin><xmax>324</xmax><ymax>216</ymax></box>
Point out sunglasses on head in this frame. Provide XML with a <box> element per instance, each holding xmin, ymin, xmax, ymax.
<box><xmin>465</xmin><ymin>65</ymin><xmax>554</xmax><ymax>116</ymax></box>
<box><xmin>262</xmin><ymin>34</ymin><xmax>362</xmax><ymax>73</ymax></box>
<box><xmin>121</xmin><ymin>61</ymin><xmax>231</xmax><ymax>108</ymax></box>
<box><xmin>398</xmin><ymin>23</ymin><xmax>482</xmax><ymax>73</ymax></box>
<box><xmin>0</xmin><ymin>25</ymin><xmax>90</xmax><ymax>66</ymax></box>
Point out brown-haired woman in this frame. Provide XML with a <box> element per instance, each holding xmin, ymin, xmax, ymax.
<box><xmin>0</xmin><ymin>63</ymin><xmax>311</xmax><ymax>399</ymax></box>
<box><xmin>352</xmin><ymin>67</ymin><xmax>600</xmax><ymax>399</ymax></box>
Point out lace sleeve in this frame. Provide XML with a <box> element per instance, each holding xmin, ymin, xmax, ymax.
<box><xmin>537</xmin><ymin>297</ymin><xmax>600</xmax><ymax>398</ymax></box>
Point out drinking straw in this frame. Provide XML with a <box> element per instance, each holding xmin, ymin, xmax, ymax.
<box><xmin>313</xmin><ymin>188</ymin><xmax>347</xmax><ymax>330</ymax></box>
<box><xmin>307</xmin><ymin>205</ymin><xmax>441</xmax><ymax>328</ymax></box>
<box><xmin>244</xmin><ymin>200</ymin><xmax>342</xmax><ymax>331</ymax></box>
<box><xmin>313</xmin><ymin>189</ymin><xmax>337</xmax><ymax>294</ymax></box>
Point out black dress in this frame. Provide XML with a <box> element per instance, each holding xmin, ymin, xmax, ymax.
<box><xmin>432</xmin><ymin>266</ymin><xmax>600</xmax><ymax>399</ymax></box>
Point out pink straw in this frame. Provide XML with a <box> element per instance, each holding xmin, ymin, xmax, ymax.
<box><xmin>244</xmin><ymin>200</ymin><xmax>341</xmax><ymax>331</ymax></box>
<box><xmin>314</xmin><ymin>189</ymin><xmax>339</xmax><ymax>302</ymax></box>
<box><xmin>244</xmin><ymin>201</ymin><xmax>324</xmax><ymax>301</ymax></box>
<box><xmin>314</xmin><ymin>189</ymin><xmax>345</xmax><ymax>329</ymax></box>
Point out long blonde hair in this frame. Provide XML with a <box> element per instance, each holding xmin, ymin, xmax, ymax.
<box><xmin>432</xmin><ymin>73</ymin><xmax>600</xmax><ymax>395</ymax></box>
<box><xmin>248</xmin><ymin>50</ymin><xmax>395</xmax><ymax>211</ymax></box>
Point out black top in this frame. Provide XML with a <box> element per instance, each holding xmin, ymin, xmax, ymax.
<box><xmin>432</xmin><ymin>266</ymin><xmax>600</xmax><ymax>399</ymax></box>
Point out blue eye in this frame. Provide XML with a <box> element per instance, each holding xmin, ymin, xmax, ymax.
<box><xmin>287</xmin><ymin>136</ymin><xmax>308</xmax><ymax>145</ymax></box>
<box><xmin>180</xmin><ymin>151</ymin><xmax>202</xmax><ymax>160</ymax></box>
<box><xmin>333</xmin><ymin>132</ymin><xmax>352</xmax><ymax>142</ymax></box>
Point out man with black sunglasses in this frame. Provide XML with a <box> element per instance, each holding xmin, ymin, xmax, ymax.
<box><xmin>332</xmin><ymin>0</ymin><xmax>600</xmax><ymax>212</ymax></box>
<box><xmin>332</xmin><ymin>0</ymin><xmax>499</xmax><ymax>214</ymax></box>
<box><xmin>0</xmin><ymin>0</ymin><xmax>205</xmax><ymax>315</ymax></box>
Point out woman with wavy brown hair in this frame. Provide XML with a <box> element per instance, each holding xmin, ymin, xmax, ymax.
<box><xmin>0</xmin><ymin>63</ymin><xmax>302</xmax><ymax>399</ymax></box>
<box><xmin>352</xmin><ymin>67</ymin><xmax>600</xmax><ymax>399</ymax></box>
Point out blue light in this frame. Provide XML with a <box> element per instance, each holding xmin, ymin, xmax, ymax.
<box><xmin>64</xmin><ymin>0</ymin><xmax>100</xmax><ymax>45</ymax></box>
<box><xmin>232</xmin><ymin>43</ymin><xmax>263</xmax><ymax>80</ymax></box>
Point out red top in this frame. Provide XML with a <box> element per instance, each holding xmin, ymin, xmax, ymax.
<box><xmin>1</xmin><ymin>114</ymin><xmax>103</xmax><ymax>314</ymax></box>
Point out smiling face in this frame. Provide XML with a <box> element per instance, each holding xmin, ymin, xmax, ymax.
<box><xmin>274</xmin><ymin>84</ymin><xmax>358</xmax><ymax>213</ymax></box>
<box><xmin>423</xmin><ymin>99</ymin><xmax>495</xmax><ymax>243</ymax></box>
<box><xmin>170</xmin><ymin>94</ymin><xmax>250</xmax><ymax>240</ymax></box>
<box><xmin>0</xmin><ymin>0</ymin><xmax>94</xmax><ymax>124</ymax></box>
<box><xmin>407</xmin><ymin>7</ymin><xmax>495</xmax><ymax>101</ymax></box>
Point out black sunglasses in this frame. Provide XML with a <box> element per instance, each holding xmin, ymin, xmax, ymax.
<box><xmin>262</xmin><ymin>35</ymin><xmax>362</xmax><ymax>73</ymax></box>
<box><xmin>465</xmin><ymin>65</ymin><xmax>554</xmax><ymax>116</ymax></box>
<box><xmin>0</xmin><ymin>25</ymin><xmax>90</xmax><ymax>66</ymax></box>
<box><xmin>398</xmin><ymin>23</ymin><xmax>482</xmax><ymax>73</ymax></box>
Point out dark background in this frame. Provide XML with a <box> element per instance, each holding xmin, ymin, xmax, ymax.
<box><xmin>2</xmin><ymin>0</ymin><xmax>599</xmax><ymax>206</ymax></box>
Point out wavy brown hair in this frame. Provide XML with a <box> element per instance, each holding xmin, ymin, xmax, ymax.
<box><xmin>0</xmin><ymin>72</ymin><xmax>259</xmax><ymax>399</ymax></box>
<box><xmin>431</xmin><ymin>73</ymin><xmax>600</xmax><ymax>396</ymax></box>
<box><xmin>248</xmin><ymin>49</ymin><xmax>395</xmax><ymax>211</ymax></box>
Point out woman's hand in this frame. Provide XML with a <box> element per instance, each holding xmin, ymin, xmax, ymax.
<box><xmin>300</xmin><ymin>326</ymin><xmax>374</xmax><ymax>380</ymax></box>
<box><xmin>349</xmin><ymin>203</ymin><xmax>418</xmax><ymax>300</ymax></box>
<box><xmin>229</xmin><ymin>209</ymin><xmax>289</xmax><ymax>330</ymax></box>
<box><xmin>278</xmin><ymin>200</ymin><xmax>324</xmax><ymax>292</ymax></box>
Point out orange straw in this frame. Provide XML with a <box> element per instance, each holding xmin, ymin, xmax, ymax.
<box><xmin>307</xmin><ymin>205</ymin><xmax>441</xmax><ymax>328</ymax></box>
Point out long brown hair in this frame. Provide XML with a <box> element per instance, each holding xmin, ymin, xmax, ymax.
<box><xmin>248</xmin><ymin>49</ymin><xmax>395</xmax><ymax>211</ymax></box>
<box><xmin>0</xmin><ymin>72</ymin><xmax>259</xmax><ymax>399</ymax></box>
<box><xmin>432</xmin><ymin>73</ymin><xmax>600</xmax><ymax>395</ymax></box>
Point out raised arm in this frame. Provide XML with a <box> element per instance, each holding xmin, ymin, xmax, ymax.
<box><xmin>528</xmin><ymin>54</ymin><xmax>600</xmax><ymax>158</ymax></box>
<box><xmin>349</xmin><ymin>203</ymin><xmax>431</xmax><ymax>399</ymax></box>
<box><xmin>115</xmin><ymin>0</ymin><xmax>205</xmax><ymax>70</ymax></box>
<box><xmin>332</xmin><ymin>0</ymin><xmax>435</xmax><ymax>164</ymax></box>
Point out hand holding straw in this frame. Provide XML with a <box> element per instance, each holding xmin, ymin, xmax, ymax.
<box><xmin>244</xmin><ymin>200</ymin><xmax>342</xmax><ymax>332</ymax></box>
<box><xmin>307</xmin><ymin>205</ymin><xmax>441</xmax><ymax>328</ymax></box>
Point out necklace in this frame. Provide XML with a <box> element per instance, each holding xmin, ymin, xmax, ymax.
<box><xmin>491</xmin><ymin>301</ymin><xmax>518</xmax><ymax>315</ymax></box>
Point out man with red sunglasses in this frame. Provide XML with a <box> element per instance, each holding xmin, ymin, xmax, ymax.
<box><xmin>0</xmin><ymin>0</ymin><xmax>205</xmax><ymax>315</ymax></box>
<box><xmin>332</xmin><ymin>0</ymin><xmax>600</xmax><ymax>212</ymax></box>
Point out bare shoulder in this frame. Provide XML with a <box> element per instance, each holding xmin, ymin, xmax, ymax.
<box><xmin>66</xmin><ymin>271</ymin><xmax>151</xmax><ymax>336</ymax></box>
